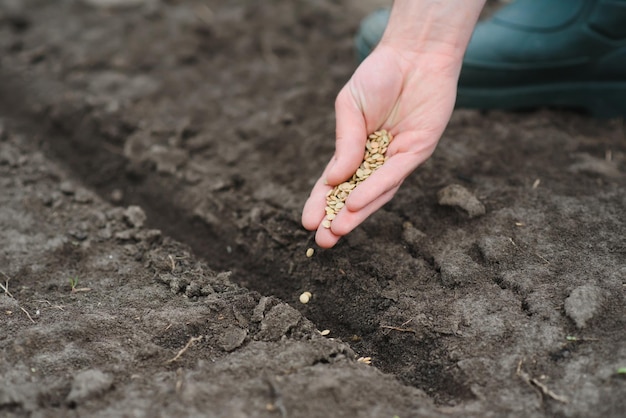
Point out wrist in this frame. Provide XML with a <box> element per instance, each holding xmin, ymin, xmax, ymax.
<box><xmin>379</xmin><ymin>0</ymin><xmax>485</xmax><ymax>64</ymax></box>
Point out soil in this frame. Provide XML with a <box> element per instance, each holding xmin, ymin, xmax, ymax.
<box><xmin>1</xmin><ymin>0</ymin><xmax>625</xmax><ymax>417</ymax></box>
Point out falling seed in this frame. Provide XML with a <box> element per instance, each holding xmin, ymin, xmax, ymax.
<box><xmin>306</xmin><ymin>248</ymin><xmax>314</xmax><ymax>258</ymax></box>
<box><xmin>532</xmin><ymin>178</ymin><xmax>541</xmax><ymax>189</ymax></box>
<box><xmin>299</xmin><ymin>291</ymin><xmax>312</xmax><ymax>304</ymax></box>
<box><xmin>320</xmin><ymin>329</ymin><xmax>331</xmax><ymax>336</ymax></box>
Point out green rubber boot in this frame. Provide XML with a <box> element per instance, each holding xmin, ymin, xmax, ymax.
<box><xmin>355</xmin><ymin>0</ymin><xmax>626</xmax><ymax>117</ymax></box>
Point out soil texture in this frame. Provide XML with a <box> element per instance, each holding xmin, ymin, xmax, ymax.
<box><xmin>1</xmin><ymin>1</ymin><xmax>625</xmax><ymax>417</ymax></box>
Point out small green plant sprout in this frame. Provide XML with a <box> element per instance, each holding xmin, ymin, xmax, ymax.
<box><xmin>68</xmin><ymin>277</ymin><xmax>91</xmax><ymax>293</ymax></box>
<box><xmin>617</xmin><ymin>367</ymin><xmax>626</xmax><ymax>375</ymax></box>
<box><xmin>565</xmin><ymin>335</ymin><xmax>598</xmax><ymax>343</ymax></box>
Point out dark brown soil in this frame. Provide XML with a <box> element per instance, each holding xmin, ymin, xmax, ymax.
<box><xmin>1</xmin><ymin>1</ymin><xmax>625</xmax><ymax>417</ymax></box>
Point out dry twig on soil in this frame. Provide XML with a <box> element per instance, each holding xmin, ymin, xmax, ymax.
<box><xmin>0</xmin><ymin>271</ymin><xmax>14</xmax><ymax>298</ymax></box>
<box><xmin>516</xmin><ymin>359</ymin><xmax>568</xmax><ymax>404</ymax></box>
<box><xmin>20</xmin><ymin>306</ymin><xmax>36</xmax><ymax>323</ymax></box>
<box><xmin>166</xmin><ymin>335</ymin><xmax>203</xmax><ymax>364</ymax></box>
<box><xmin>381</xmin><ymin>318</ymin><xmax>416</xmax><ymax>334</ymax></box>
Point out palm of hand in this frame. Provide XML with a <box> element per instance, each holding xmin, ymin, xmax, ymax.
<box><xmin>302</xmin><ymin>44</ymin><xmax>459</xmax><ymax>248</ymax></box>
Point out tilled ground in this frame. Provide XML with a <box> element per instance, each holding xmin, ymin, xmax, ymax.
<box><xmin>1</xmin><ymin>1</ymin><xmax>625</xmax><ymax>417</ymax></box>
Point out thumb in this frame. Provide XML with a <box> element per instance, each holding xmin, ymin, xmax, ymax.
<box><xmin>325</xmin><ymin>89</ymin><xmax>368</xmax><ymax>185</ymax></box>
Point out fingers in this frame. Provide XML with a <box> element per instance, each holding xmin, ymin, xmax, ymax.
<box><xmin>314</xmin><ymin>224</ymin><xmax>342</xmax><ymax>248</ymax></box>
<box><xmin>313</xmin><ymin>187</ymin><xmax>398</xmax><ymax>248</ymax></box>
<box><xmin>345</xmin><ymin>153</ymin><xmax>417</xmax><ymax>212</ymax></box>
<box><xmin>301</xmin><ymin>159</ymin><xmax>335</xmax><ymax>231</ymax></box>
<box><xmin>346</xmin><ymin>131</ymin><xmax>436</xmax><ymax>212</ymax></box>
<box><xmin>304</xmin><ymin>131</ymin><xmax>435</xmax><ymax>247</ymax></box>
<box><xmin>324</xmin><ymin>89</ymin><xmax>367</xmax><ymax>186</ymax></box>
<box><xmin>303</xmin><ymin>157</ymin><xmax>401</xmax><ymax>248</ymax></box>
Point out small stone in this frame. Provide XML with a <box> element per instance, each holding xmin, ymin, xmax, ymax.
<box><xmin>437</xmin><ymin>184</ymin><xmax>485</xmax><ymax>218</ymax></box>
<box><xmin>435</xmin><ymin>249</ymin><xmax>482</xmax><ymax>287</ymax></box>
<box><xmin>74</xmin><ymin>188</ymin><xmax>94</xmax><ymax>203</ymax></box>
<box><xmin>257</xmin><ymin>303</ymin><xmax>302</xmax><ymax>341</ymax></box>
<box><xmin>401</xmin><ymin>222</ymin><xmax>427</xmax><ymax>247</ymax></box>
<box><xmin>59</xmin><ymin>181</ymin><xmax>76</xmax><ymax>195</ymax></box>
<box><xmin>66</xmin><ymin>369</ymin><xmax>113</xmax><ymax>403</ymax></box>
<box><xmin>218</xmin><ymin>326</ymin><xmax>247</xmax><ymax>352</ymax></box>
<box><xmin>110</xmin><ymin>189</ymin><xmax>123</xmax><ymax>203</ymax></box>
<box><xmin>564</xmin><ymin>284</ymin><xmax>604</xmax><ymax>329</ymax></box>
<box><xmin>123</xmin><ymin>205</ymin><xmax>147</xmax><ymax>228</ymax></box>
<box><xmin>251</xmin><ymin>296</ymin><xmax>270</xmax><ymax>322</ymax></box>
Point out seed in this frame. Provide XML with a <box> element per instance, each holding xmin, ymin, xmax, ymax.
<box><xmin>320</xmin><ymin>329</ymin><xmax>331</xmax><ymax>336</ymax></box>
<box><xmin>357</xmin><ymin>356</ymin><xmax>372</xmax><ymax>365</ymax></box>
<box><xmin>338</xmin><ymin>183</ymin><xmax>348</xmax><ymax>191</ymax></box>
<box><xmin>306</xmin><ymin>248</ymin><xmax>314</xmax><ymax>258</ymax></box>
<box><xmin>299</xmin><ymin>291</ymin><xmax>312</xmax><ymax>304</ymax></box>
<box><xmin>320</xmin><ymin>130</ymin><xmax>393</xmax><ymax>229</ymax></box>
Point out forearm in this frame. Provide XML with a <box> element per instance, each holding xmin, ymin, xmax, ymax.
<box><xmin>381</xmin><ymin>0</ymin><xmax>485</xmax><ymax>65</ymax></box>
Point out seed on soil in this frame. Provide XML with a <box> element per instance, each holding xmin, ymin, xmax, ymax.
<box><xmin>306</xmin><ymin>248</ymin><xmax>314</xmax><ymax>258</ymax></box>
<box><xmin>357</xmin><ymin>356</ymin><xmax>372</xmax><ymax>365</ymax></box>
<box><xmin>320</xmin><ymin>329</ymin><xmax>331</xmax><ymax>336</ymax></box>
<box><xmin>322</xmin><ymin>129</ymin><xmax>393</xmax><ymax>228</ymax></box>
<box><xmin>299</xmin><ymin>291</ymin><xmax>312</xmax><ymax>304</ymax></box>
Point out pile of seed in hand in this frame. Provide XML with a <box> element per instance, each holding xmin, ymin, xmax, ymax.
<box><xmin>322</xmin><ymin>129</ymin><xmax>393</xmax><ymax>229</ymax></box>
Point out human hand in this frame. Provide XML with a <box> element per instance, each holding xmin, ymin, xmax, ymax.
<box><xmin>301</xmin><ymin>44</ymin><xmax>461</xmax><ymax>248</ymax></box>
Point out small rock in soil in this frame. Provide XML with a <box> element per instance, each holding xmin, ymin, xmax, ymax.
<box><xmin>564</xmin><ymin>284</ymin><xmax>604</xmax><ymax>329</ymax></box>
<box><xmin>437</xmin><ymin>184</ymin><xmax>486</xmax><ymax>218</ymax></box>
<box><xmin>435</xmin><ymin>249</ymin><xmax>481</xmax><ymax>287</ymax></box>
<box><xmin>0</xmin><ymin>146</ymin><xmax>20</xmax><ymax>167</ymax></box>
<box><xmin>110</xmin><ymin>188</ymin><xmax>123</xmax><ymax>203</ymax></box>
<box><xmin>147</xmin><ymin>145</ymin><xmax>188</xmax><ymax>175</ymax></box>
<box><xmin>66</xmin><ymin>369</ymin><xmax>113</xmax><ymax>404</ymax></box>
<box><xmin>401</xmin><ymin>221</ymin><xmax>427</xmax><ymax>247</ymax></box>
<box><xmin>219</xmin><ymin>326</ymin><xmax>248</xmax><ymax>352</ymax></box>
<box><xmin>59</xmin><ymin>180</ymin><xmax>76</xmax><ymax>195</ymax></box>
<box><xmin>123</xmin><ymin>205</ymin><xmax>147</xmax><ymax>228</ymax></box>
<box><xmin>251</xmin><ymin>296</ymin><xmax>271</xmax><ymax>322</ymax></box>
<box><xmin>73</xmin><ymin>188</ymin><xmax>94</xmax><ymax>203</ymax></box>
<box><xmin>257</xmin><ymin>303</ymin><xmax>302</xmax><ymax>342</ymax></box>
